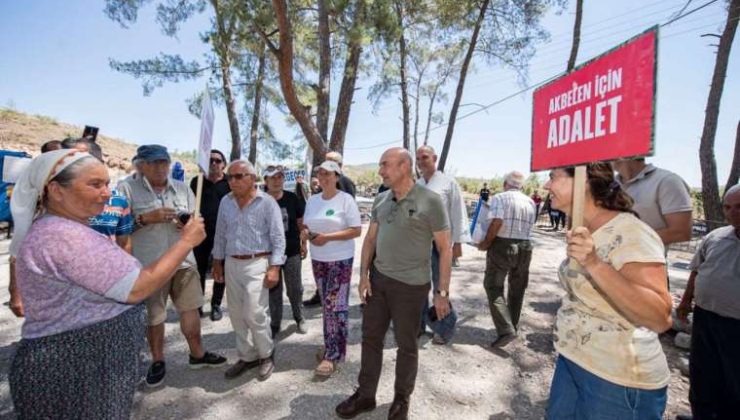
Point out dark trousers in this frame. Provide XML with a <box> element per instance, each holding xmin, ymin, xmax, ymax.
<box><xmin>269</xmin><ymin>254</ymin><xmax>304</xmax><ymax>329</ymax></box>
<box><xmin>483</xmin><ymin>237</ymin><xmax>532</xmax><ymax>336</ymax></box>
<box><xmin>358</xmin><ymin>267</ymin><xmax>430</xmax><ymax>399</ymax></box>
<box><xmin>689</xmin><ymin>306</ymin><xmax>740</xmax><ymax>419</ymax></box>
<box><xmin>194</xmin><ymin>238</ymin><xmax>225</xmax><ymax>307</ymax></box>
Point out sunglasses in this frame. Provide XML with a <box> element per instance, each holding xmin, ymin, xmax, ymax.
<box><xmin>210</xmin><ymin>158</ymin><xmax>224</xmax><ymax>164</ymax></box>
<box><xmin>226</xmin><ymin>172</ymin><xmax>251</xmax><ymax>181</ymax></box>
<box><xmin>266</xmin><ymin>164</ymin><xmax>284</xmax><ymax>172</ymax></box>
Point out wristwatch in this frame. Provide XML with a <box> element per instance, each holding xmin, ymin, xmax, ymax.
<box><xmin>434</xmin><ymin>289</ymin><xmax>449</xmax><ymax>298</ymax></box>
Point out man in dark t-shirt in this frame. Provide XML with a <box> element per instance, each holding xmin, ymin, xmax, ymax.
<box><xmin>190</xmin><ymin>150</ymin><xmax>231</xmax><ymax>321</ymax></box>
<box><xmin>264</xmin><ymin>165</ymin><xmax>307</xmax><ymax>336</ymax></box>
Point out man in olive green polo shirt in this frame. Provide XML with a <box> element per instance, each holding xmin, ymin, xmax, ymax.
<box><xmin>336</xmin><ymin>147</ymin><xmax>452</xmax><ymax>420</ymax></box>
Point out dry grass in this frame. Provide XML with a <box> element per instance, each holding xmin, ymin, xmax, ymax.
<box><xmin>0</xmin><ymin>108</ymin><xmax>197</xmax><ymax>178</ymax></box>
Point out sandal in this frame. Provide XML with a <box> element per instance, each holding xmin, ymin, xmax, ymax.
<box><xmin>314</xmin><ymin>359</ymin><xmax>336</xmax><ymax>378</ymax></box>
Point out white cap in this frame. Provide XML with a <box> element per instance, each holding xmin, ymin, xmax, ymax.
<box><xmin>318</xmin><ymin>160</ymin><xmax>342</xmax><ymax>175</ymax></box>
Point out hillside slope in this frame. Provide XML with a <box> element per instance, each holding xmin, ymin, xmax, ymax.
<box><xmin>0</xmin><ymin>108</ymin><xmax>197</xmax><ymax>178</ymax></box>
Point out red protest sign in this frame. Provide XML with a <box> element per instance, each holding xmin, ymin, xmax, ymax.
<box><xmin>531</xmin><ymin>27</ymin><xmax>657</xmax><ymax>171</ymax></box>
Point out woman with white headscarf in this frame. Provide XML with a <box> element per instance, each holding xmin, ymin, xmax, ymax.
<box><xmin>9</xmin><ymin>149</ymin><xmax>206</xmax><ymax>418</ymax></box>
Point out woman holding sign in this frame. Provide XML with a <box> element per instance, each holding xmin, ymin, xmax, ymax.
<box><xmin>543</xmin><ymin>163</ymin><xmax>672</xmax><ymax>419</ymax></box>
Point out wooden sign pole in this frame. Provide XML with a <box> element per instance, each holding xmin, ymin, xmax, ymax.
<box><xmin>194</xmin><ymin>172</ymin><xmax>204</xmax><ymax>217</ymax></box>
<box><xmin>569</xmin><ymin>165</ymin><xmax>587</xmax><ymax>269</ymax></box>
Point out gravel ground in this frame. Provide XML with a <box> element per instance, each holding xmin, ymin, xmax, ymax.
<box><xmin>0</xmin><ymin>225</ymin><xmax>692</xmax><ymax>419</ymax></box>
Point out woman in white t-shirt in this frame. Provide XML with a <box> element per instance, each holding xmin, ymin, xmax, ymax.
<box><xmin>544</xmin><ymin>163</ymin><xmax>673</xmax><ymax>419</ymax></box>
<box><xmin>301</xmin><ymin>160</ymin><xmax>361</xmax><ymax>378</ymax></box>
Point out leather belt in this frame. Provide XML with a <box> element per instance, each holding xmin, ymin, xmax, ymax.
<box><xmin>230</xmin><ymin>252</ymin><xmax>271</xmax><ymax>260</ymax></box>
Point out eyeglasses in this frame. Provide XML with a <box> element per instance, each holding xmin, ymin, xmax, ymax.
<box><xmin>210</xmin><ymin>158</ymin><xmax>223</xmax><ymax>164</ymax></box>
<box><xmin>226</xmin><ymin>172</ymin><xmax>251</xmax><ymax>181</ymax></box>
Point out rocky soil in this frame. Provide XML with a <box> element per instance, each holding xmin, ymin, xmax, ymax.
<box><xmin>0</xmin><ymin>224</ymin><xmax>693</xmax><ymax>419</ymax></box>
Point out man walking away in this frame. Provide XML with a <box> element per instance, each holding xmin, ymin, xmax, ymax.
<box><xmin>477</xmin><ymin>171</ymin><xmax>536</xmax><ymax>347</ymax></box>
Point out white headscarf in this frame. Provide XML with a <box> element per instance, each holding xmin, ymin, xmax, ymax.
<box><xmin>9</xmin><ymin>149</ymin><xmax>92</xmax><ymax>256</ymax></box>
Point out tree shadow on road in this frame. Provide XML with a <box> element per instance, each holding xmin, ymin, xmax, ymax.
<box><xmin>277</xmin><ymin>393</ymin><xmax>391</xmax><ymax>420</ymax></box>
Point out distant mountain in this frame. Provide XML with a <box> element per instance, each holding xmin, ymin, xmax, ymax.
<box><xmin>0</xmin><ymin>108</ymin><xmax>196</xmax><ymax>178</ymax></box>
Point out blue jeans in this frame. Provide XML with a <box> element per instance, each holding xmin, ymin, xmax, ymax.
<box><xmin>546</xmin><ymin>355</ymin><xmax>666</xmax><ymax>420</ymax></box>
<box><xmin>420</xmin><ymin>245</ymin><xmax>441</xmax><ymax>330</ymax></box>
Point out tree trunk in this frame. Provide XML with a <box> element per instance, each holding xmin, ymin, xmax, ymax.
<box><xmin>566</xmin><ymin>0</ymin><xmax>584</xmax><ymax>72</ymax></box>
<box><xmin>423</xmin><ymin>85</ymin><xmax>440</xmax><ymax>145</ymax></box>
<box><xmin>220</xmin><ymin>61</ymin><xmax>242</xmax><ymax>162</ymax></box>
<box><xmin>726</xmin><ymin>120</ymin><xmax>740</xmax><ymax>190</ymax></box>
<box><xmin>269</xmin><ymin>0</ymin><xmax>327</xmax><ymax>161</ymax></box>
<box><xmin>438</xmin><ymin>0</ymin><xmax>489</xmax><ymax>171</ymax></box>
<box><xmin>699</xmin><ymin>0</ymin><xmax>739</xmax><ymax>231</ymax></box>
<box><xmin>212</xmin><ymin>0</ymin><xmax>241</xmax><ymax>161</ymax></box>
<box><xmin>395</xmin><ymin>1</ymin><xmax>411</xmax><ymax>151</ymax></box>
<box><xmin>248</xmin><ymin>44</ymin><xmax>266</xmax><ymax>165</ymax></box>
<box><xmin>413</xmin><ymin>80</ymin><xmax>421</xmax><ymax>150</ymax></box>
<box><xmin>328</xmin><ymin>0</ymin><xmax>366</xmax><ymax>155</ymax></box>
<box><xmin>317</xmin><ymin>0</ymin><xmax>331</xmax><ymax>143</ymax></box>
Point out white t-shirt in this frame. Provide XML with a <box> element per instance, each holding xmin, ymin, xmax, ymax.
<box><xmin>304</xmin><ymin>191</ymin><xmax>361</xmax><ymax>262</ymax></box>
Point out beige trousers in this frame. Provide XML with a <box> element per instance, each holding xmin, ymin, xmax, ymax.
<box><xmin>225</xmin><ymin>256</ymin><xmax>274</xmax><ymax>361</ymax></box>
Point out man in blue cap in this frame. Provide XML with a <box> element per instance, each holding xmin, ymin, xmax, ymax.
<box><xmin>119</xmin><ymin>145</ymin><xmax>226</xmax><ymax>387</ymax></box>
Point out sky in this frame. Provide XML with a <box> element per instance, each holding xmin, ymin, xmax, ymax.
<box><xmin>1</xmin><ymin>0</ymin><xmax>738</xmax><ymax>188</ymax></box>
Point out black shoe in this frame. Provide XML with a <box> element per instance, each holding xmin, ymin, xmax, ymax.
<box><xmin>491</xmin><ymin>333</ymin><xmax>517</xmax><ymax>348</ymax></box>
<box><xmin>303</xmin><ymin>292</ymin><xmax>321</xmax><ymax>307</ymax></box>
<box><xmin>336</xmin><ymin>390</ymin><xmax>377</xmax><ymax>419</ymax></box>
<box><xmin>388</xmin><ymin>394</ymin><xmax>410</xmax><ymax>420</ymax></box>
<box><xmin>189</xmin><ymin>351</ymin><xmax>227</xmax><ymax>369</ymax></box>
<box><xmin>224</xmin><ymin>359</ymin><xmax>260</xmax><ymax>379</ymax></box>
<box><xmin>210</xmin><ymin>306</ymin><xmax>223</xmax><ymax>321</ymax></box>
<box><xmin>146</xmin><ymin>361</ymin><xmax>166</xmax><ymax>387</ymax></box>
<box><xmin>271</xmin><ymin>325</ymin><xmax>280</xmax><ymax>338</ymax></box>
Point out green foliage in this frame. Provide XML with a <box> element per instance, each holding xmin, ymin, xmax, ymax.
<box><xmin>109</xmin><ymin>54</ymin><xmax>210</xmax><ymax>96</ymax></box>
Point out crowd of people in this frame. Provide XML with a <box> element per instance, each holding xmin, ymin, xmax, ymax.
<box><xmin>4</xmin><ymin>136</ymin><xmax>738</xmax><ymax>420</ymax></box>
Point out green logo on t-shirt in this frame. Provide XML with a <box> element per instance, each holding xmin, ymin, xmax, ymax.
<box><xmin>326</xmin><ymin>209</ymin><xmax>335</xmax><ymax>216</ymax></box>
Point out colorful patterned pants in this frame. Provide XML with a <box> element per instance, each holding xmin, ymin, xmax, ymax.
<box><xmin>312</xmin><ymin>258</ymin><xmax>353</xmax><ymax>361</ymax></box>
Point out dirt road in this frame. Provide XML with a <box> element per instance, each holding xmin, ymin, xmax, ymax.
<box><xmin>0</xmin><ymin>226</ymin><xmax>692</xmax><ymax>419</ymax></box>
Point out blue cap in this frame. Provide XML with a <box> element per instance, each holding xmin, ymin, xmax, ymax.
<box><xmin>134</xmin><ymin>144</ymin><xmax>170</xmax><ymax>163</ymax></box>
<box><xmin>425</xmin><ymin>304</ymin><xmax>458</xmax><ymax>342</ymax></box>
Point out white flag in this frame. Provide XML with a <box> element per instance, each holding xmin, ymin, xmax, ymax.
<box><xmin>197</xmin><ymin>89</ymin><xmax>215</xmax><ymax>173</ymax></box>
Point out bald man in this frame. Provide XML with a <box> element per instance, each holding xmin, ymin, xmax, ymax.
<box><xmin>677</xmin><ymin>184</ymin><xmax>740</xmax><ymax>419</ymax></box>
<box><xmin>336</xmin><ymin>148</ymin><xmax>452</xmax><ymax>420</ymax></box>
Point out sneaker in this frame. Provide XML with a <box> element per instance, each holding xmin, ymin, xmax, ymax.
<box><xmin>258</xmin><ymin>357</ymin><xmax>274</xmax><ymax>380</ymax></box>
<box><xmin>210</xmin><ymin>306</ymin><xmax>223</xmax><ymax>321</ymax></box>
<box><xmin>432</xmin><ymin>333</ymin><xmax>447</xmax><ymax>345</ymax></box>
<box><xmin>296</xmin><ymin>319</ymin><xmax>308</xmax><ymax>334</ymax></box>
<box><xmin>146</xmin><ymin>361</ymin><xmax>166</xmax><ymax>387</ymax></box>
<box><xmin>189</xmin><ymin>351</ymin><xmax>227</xmax><ymax>369</ymax></box>
<box><xmin>452</xmin><ymin>258</ymin><xmax>460</xmax><ymax>267</ymax></box>
<box><xmin>491</xmin><ymin>333</ymin><xmax>517</xmax><ymax>348</ymax></box>
<box><xmin>303</xmin><ymin>292</ymin><xmax>321</xmax><ymax>307</ymax></box>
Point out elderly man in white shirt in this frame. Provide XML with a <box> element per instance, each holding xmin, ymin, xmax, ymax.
<box><xmin>416</xmin><ymin>145</ymin><xmax>470</xmax><ymax>343</ymax></box>
<box><xmin>212</xmin><ymin>160</ymin><xmax>286</xmax><ymax>381</ymax></box>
